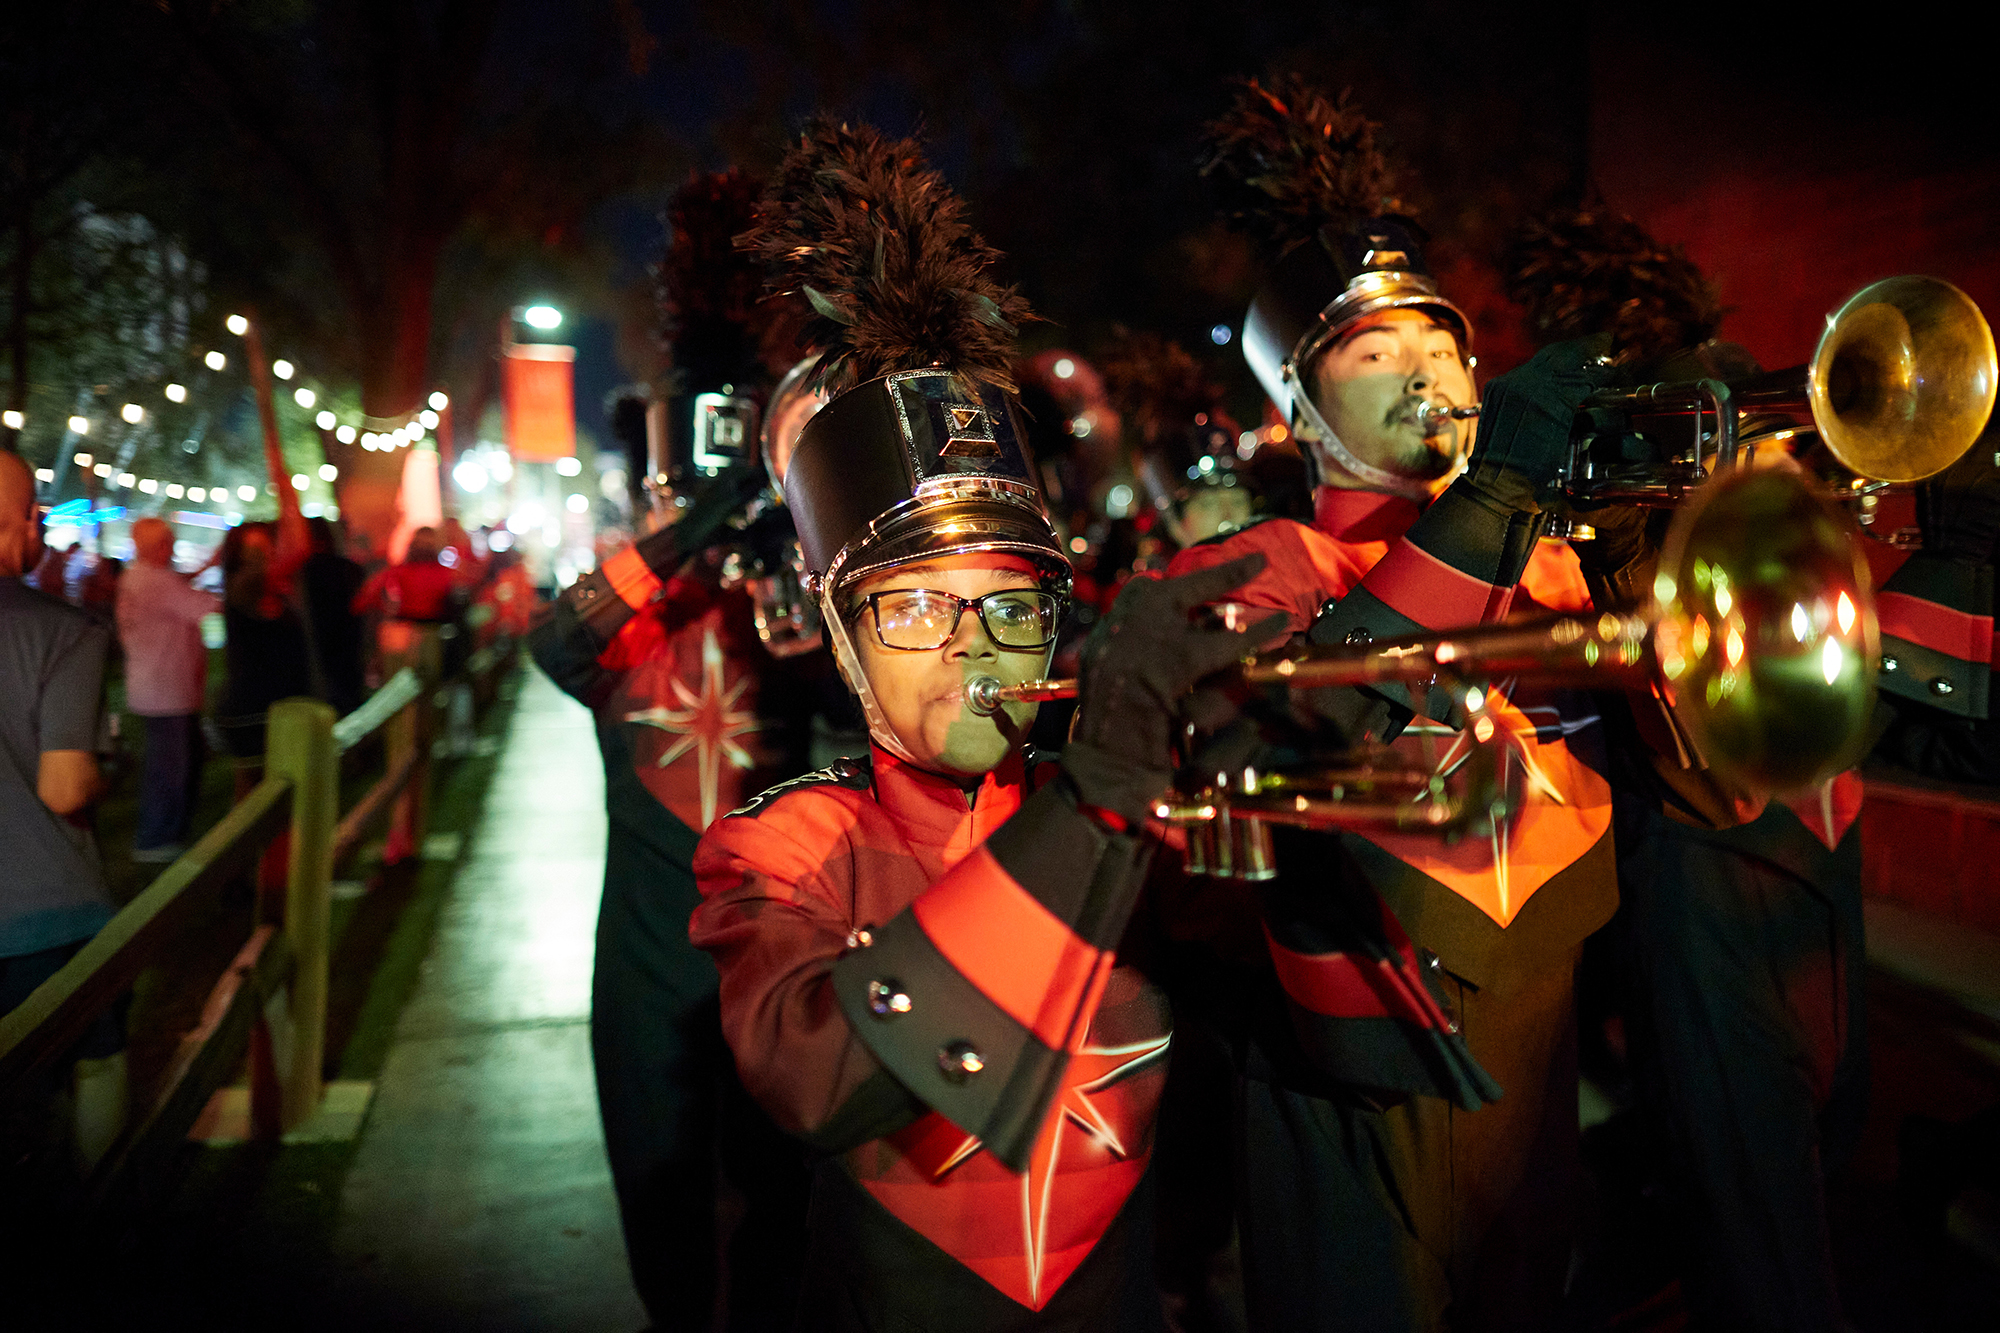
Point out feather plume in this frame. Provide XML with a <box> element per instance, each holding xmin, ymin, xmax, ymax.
<box><xmin>658</xmin><ymin>169</ymin><xmax>779</xmax><ymax>392</ymax></box>
<box><xmin>1199</xmin><ymin>76</ymin><xmax>1406</xmax><ymax>253</ymax></box>
<box><xmin>1504</xmin><ymin>195</ymin><xmax>1725</xmax><ymax>365</ymax></box>
<box><xmin>1097</xmin><ymin>331</ymin><xmax>1226</xmax><ymax>451</ymax></box>
<box><xmin>738</xmin><ymin>118</ymin><xmax>1034</xmax><ymax>394</ymax></box>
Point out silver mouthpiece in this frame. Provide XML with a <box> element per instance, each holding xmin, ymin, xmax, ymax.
<box><xmin>1415</xmin><ymin>400</ymin><xmax>1481</xmax><ymax>434</ymax></box>
<box><xmin>965</xmin><ymin>676</ymin><xmax>1004</xmax><ymax>715</ymax></box>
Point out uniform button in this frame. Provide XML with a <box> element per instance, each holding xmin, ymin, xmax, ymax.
<box><xmin>1930</xmin><ymin>678</ymin><xmax>1956</xmax><ymax>697</ymax></box>
<box><xmin>866</xmin><ymin>980</ymin><xmax>911</xmax><ymax>1018</ymax></box>
<box><xmin>1345</xmin><ymin>628</ymin><xmax>1372</xmax><ymax>646</ymax></box>
<box><xmin>938</xmin><ymin>1041</ymin><xmax>985</xmax><ymax>1081</ymax></box>
<box><xmin>1881</xmin><ymin>656</ymin><xmax>1900</xmax><ymax>673</ymax></box>
<box><xmin>845</xmin><ymin>928</ymin><xmax>874</xmax><ymax>950</ymax></box>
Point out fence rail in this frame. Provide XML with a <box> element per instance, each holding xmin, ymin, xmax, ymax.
<box><xmin>0</xmin><ymin>626</ymin><xmax>514</xmax><ymax>1220</ymax></box>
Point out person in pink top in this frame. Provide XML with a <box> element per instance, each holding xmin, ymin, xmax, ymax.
<box><xmin>116</xmin><ymin>517</ymin><xmax>221</xmax><ymax>862</ymax></box>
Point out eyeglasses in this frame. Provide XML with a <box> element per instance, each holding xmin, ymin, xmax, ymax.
<box><xmin>854</xmin><ymin>587</ymin><xmax>1066</xmax><ymax>652</ymax></box>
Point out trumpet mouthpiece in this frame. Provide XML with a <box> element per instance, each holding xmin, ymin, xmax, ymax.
<box><xmin>1416</xmin><ymin>400</ymin><xmax>1480</xmax><ymax>434</ymax></box>
<box><xmin>965</xmin><ymin>676</ymin><xmax>1004</xmax><ymax>715</ymax></box>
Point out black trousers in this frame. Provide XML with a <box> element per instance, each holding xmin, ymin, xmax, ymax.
<box><xmin>1611</xmin><ymin>814</ymin><xmax>1865</xmax><ymax>1332</ymax></box>
<box><xmin>135</xmin><ymin>713</ymin><xmax>205</xmax><ymax>850</ymax></box>
<box><xmin>1235</xmin><ymin>958</ymin><xmax>1583</xmax><ymax>1333</ymax></box>
<box><xmin>592</xmin><ymin>839</ymin><xmax>811</xmax><ymax>1331</ymax></box>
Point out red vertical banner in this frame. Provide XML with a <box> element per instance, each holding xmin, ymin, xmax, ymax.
<box><xmin>504</xmin><ymin>344</ymin><xmax>576</xmax><ymax>461</ymax></box>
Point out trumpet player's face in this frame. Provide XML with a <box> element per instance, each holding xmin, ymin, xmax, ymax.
<box><xmin>848</xmin><ymin>555</ymin><xmax>1054</xmax><ymax>779</ymax></box>
<box><xmin>1305</xmin><ymin>310</ymin><xmax>1476</xmax><ymax>490</ymax></box>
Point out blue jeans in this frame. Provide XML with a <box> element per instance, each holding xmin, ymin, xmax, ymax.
<box><xmin>135</xmin><ymin>713</ymin><xmax>205</xmax><ymax>851</ymax></box>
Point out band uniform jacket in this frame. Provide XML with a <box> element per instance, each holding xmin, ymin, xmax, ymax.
<box><xmin>692</xmin><ymin>744</ymin><xmax>1190</xmax><ymax>1331</ymax></box>
<box><xmin>1167</xmin><ymin>485</ymin><xmax>1620</xmax><ymax>1103</ymax></box>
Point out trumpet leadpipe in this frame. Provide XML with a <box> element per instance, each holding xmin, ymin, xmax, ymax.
<box><xmin>964</xmin><ymin>675</ymin><xmax>1079</xmax><ymax>715</ymax></box>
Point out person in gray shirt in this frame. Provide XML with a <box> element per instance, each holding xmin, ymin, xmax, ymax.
<box><xmin>0</xmin><ymin>450</ymin><xmax>125</xmax><ymax>1175</ymax></box>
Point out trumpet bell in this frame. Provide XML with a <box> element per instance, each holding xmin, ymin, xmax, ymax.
<box><xmin>1809</xmin><ymin>275</ymin><xmax>1997</xmax><ymax>484</ymax></box>
<box><xmin>1653</xmin><ymin>466</ymin><xmax>1879</xmax><ymax>792</ymax></box>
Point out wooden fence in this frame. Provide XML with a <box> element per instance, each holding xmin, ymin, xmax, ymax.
<box><xmin>0</xmin><ymin>626</ymin><xmax>512</xmax><ymax>1218</ymax></box>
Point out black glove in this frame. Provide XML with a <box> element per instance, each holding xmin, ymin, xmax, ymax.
<box><xmin>1570</xmin><ymin>503</ymin><xmax>1670</xmax><ymax>611</ymax></box>
<box><xmin>1916</xmin><ymin>437</ymin><xmax>2000</xmax><ymax>565</ymax></box>
<box><xmin>634</xmin><ymin>467</ymin><xmax>771</xmax><ymax>573</ymax></box>
<box><xmin>1062</xmin><ymin>555</ymin><xmax>1285</xmax><ymax>821</ymax></box>
<box><xmin>1458</xmin><ymin>335</ymin><xmax>1613</xmax><ymax>514</ymax></box>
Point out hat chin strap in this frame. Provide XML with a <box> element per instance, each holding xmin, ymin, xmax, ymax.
<box><xmin>1291</xmin><ymin>378</ymin><xmax>1465</xmax><ymax>502</ymax></box>
<box><xmin>820</xmin><ymin>587</ymin><xmax>924</xmax><ymax>767</ymax></box>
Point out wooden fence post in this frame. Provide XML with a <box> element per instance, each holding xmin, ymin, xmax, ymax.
<box><xmin>384</xmin><ymin>626</ymin><xmax>442</xmax><ymax>864</ymax></box>
<box><xmin>262</xmin><ymin>698</ymin><xmax>337</xmax><ymax>1133</ymax></box>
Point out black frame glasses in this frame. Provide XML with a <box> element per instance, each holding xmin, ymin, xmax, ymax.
<box><xmin>853</xmin><ymin>587</ymin><xmax>1066</xmax><ymax>652</ymax></box>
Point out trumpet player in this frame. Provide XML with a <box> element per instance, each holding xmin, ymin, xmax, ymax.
<box><xmin>1174</xmin><ymin>78</ymin><xmax>1621</xmax><ymax>1330</ymax></box>
<box><xmin>687</xmin><ymin>118</ymin><xmax>1319</xmax><ymax>1332</ymax></box>
<box><xmin>1506</xmin><ymin>198</ymin><xmax>2000</xmax><ymax>1331</ymax></box>
<box><xmin>528</xmin><ymin>171</ymin><xmax>827</xmax><ymax>1331</ymax></box>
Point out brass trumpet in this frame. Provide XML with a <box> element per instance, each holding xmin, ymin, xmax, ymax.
<box><xmin>1416</xmin><ymin>276</ymin><xmax>1996</xmax><ymax>504</ymax></box>
<box><xmin>968</xmin><ymin>466</ymin><xmax>1880</xmax><ymax>877</ymax></box>
<box><xmin>1569</xmin><ymin>275</ymin><xmax>1996</xmax><ymax>504</ymax></box>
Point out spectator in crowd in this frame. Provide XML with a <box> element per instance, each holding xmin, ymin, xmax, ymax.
<box><xmin>116</xmin><ymin>517</ymin><xmax>222</xmax><ymax>863</ymax></box>
<box><xmin>78</xmin><ymin>555</ymin><xmax>122</xmax><ymax>624</ymax></box>
<box><xmin>0</xmin><ymin>452</ymin><xmax>127</xmax><ymax>1176</ymax></box>
<box><xmin>30</xmin><ymin>540</ymin><xmax>77</xmax><ymax>600</ymax></box>
<box><xmin>474</xmin><ymin>545</ymin><xmax>537</xmax><ymax>641</ymax></box>
<box><xmin>215</xmin><ymin>521</ymin><xmax>312</xmax><ymax>793</ymax></box>
<box><xmin>299</xmin><ymin>516</ymin><xmax>367</xmax><ymax>715</ymax></box>
<box><xmin>351</xmin><ymin>525</ymin><xmax>462</xmax><ymax>624</ymax></box>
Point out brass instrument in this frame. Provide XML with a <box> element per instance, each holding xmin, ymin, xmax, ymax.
<box><xmin>1411</xmin><ymin>276</ymin><xmax>1997</xmax><ymax>505</ymax></box>
<box><xmin>1570</xmin><ymin>275</ymin><xmax>1996</xmax><ymax>504</ymax></box>
<box><xmin>967</xmin><ymin>466</ymin><xmax>1879</xmax><ymax>877</ymax></box>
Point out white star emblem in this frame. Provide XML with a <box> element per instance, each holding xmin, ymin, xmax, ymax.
<box><xmin>624</xmin><ymin>626</ymin><xmax>765</xmax><ymax>828</ymax></box>
<box><xmin>929</xmin><ymin>1035</ymin><xmax>1171</xmax><ymax>1307</ymax></box>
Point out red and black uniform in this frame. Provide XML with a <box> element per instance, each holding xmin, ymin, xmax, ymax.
<box><xmin>693</xmin><ymin>746</ymin><xmax>1179</xmax><ymax>1332</ymax></box>
<box><xmin>1168</xmin><ymin>486</ymin><xmax>1617</xmax><ymax>1331</ymax></box>
<box><xmin>1591</xmin><ymin>526</ymin><xmax>1991</xmax><ymax>1331</ymax></box>
<box><xmin>532</xmin><ymin>540</ymin><xmax>828</xmax><ymax>1331</ymax></box>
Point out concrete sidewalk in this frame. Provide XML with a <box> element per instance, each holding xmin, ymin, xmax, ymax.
<box><xmin>325</xmin><ymin>664</ymin><xmax>643</xmax><ymax>1329</ymax></box>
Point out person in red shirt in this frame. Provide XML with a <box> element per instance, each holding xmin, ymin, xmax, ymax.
<box><xmin>351</xmin><ymin>526</ymin><xmax>460</xmax><ymax>624</ymax></box>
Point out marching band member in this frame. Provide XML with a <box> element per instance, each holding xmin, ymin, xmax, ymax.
<box><xmin>528</xmin><ymin>170</ymin><xmax>820</xmax><ymax>1331</ymax></box>
<box><xmin>1174</xmin><ymin>78</ymin><xmax>1618</xmax><ymax>1330</ymax></box>
<box><xmin>1507</xmin><ymin>197</ymin><xmax>2000</xmax><ymax>1331</ymax></box>
<box><xmin>690</xmin><ymin>117</ymin><xmax>1278</xmax><ymax>1332</ymax></box>
<box><xmin>1099</xmin><ymin>331</ymin><xmax>1255</xmax><ymax>552</ymax></box>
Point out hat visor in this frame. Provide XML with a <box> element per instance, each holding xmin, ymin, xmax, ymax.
<box><xmin>832</xmin><ymin>495</ymin><xmax>1072</xmax><ymax>593</ymax></box>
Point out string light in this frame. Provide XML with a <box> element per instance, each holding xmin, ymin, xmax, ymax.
<box><xmin>73</xmin><ymin>452</ymin><xmax>91</xmax><ymax>467</ymax></box>
<box><xmin>3</xmin><ymin>410</ymin><xmax>22</xmax><ymax>429</ymax></box>
<box><xmin>226</xmin><ymin>314</ymin><xmax>249</xmax><ymax>336</ymax></box>
<box><xmin>236</xmin><ymin>485</ymin><xmax>256</xmax><ymax>502</ymax></box>
<box><xmin>205</xmin><ymin>351</ymin><xmax>226</xmax><ymax>371</ymax></box>
<box><xmin>138</xmin><ymin>478</ymin><xmax>158</xmax><ymax>494</ymax></box>
<box><xmin>336</xmin><ymin>425</ymin><xmax>356</xmax><ymax>444</ymax></box>
<box><xmin>428</xmin><ymin>391</ymin><xmax>449</xmax><ymax>410</ymax></box>
<box><xmin>315</xmin><ymin>410</ymin><xmax>336</xmax><ymax>430</ymax></box>
<box><xmin>69</xmin><ymin>415</ymin><xmax>90</xmax><ymax>435</ymax></box>
<box><xmin>318</xmin><ymin>463</ymin><xmax>338</xmax><ymax>481</ymax></box>
<box><xmin>165</xmin><ymin>483</ymin><xmax>183</xmax><ymax>499</ymax></box>
<box><xmin>271</xmin><ymin>360</ymin><xmax>294</xmax><ymax>381</ymax></box>
<box><xmin>293</xmin><ymin>386</ymin><xmax>315</xmax><ymax>408</ymax></box>
<box><xmin>121</xmin><ymin>403</ymin><xmax>144</xmax><ymax>424</ymax></box>
<box><xmin>418</xmin><ymin>409</ymin><xmax>438</xmax><ymax>430</ymax></box>
<box><xmin>291</xmin><ymin>473</ymin><xmax>310</xmax><ymax>491</ymax></box>
<box><xmin>165</xmin><ymin>383</ymin><xmax>187</xmax><ymax>403</ymax></box>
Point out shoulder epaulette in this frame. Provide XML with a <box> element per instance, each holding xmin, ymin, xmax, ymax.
<box><xmin>724</xmin><ymin>753</ymin><xmax>874</xmax><ymax>820</ymax></box>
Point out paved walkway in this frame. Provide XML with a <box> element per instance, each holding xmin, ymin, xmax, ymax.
<box><xmin>328</xmin><ymin>665</ymin><xmax>644</xmax><ymax>1329</ymax></box>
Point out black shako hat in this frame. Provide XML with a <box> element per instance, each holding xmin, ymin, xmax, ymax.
<box><xmin>742</xmin><ymin>118</ymin><xmax>1067</xmax><ymax>603</ymax></box>
<box><xmin>1201</xmin><ymin>78</ymin><xmax>1470</xmax><ymax>495</ymax></box>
